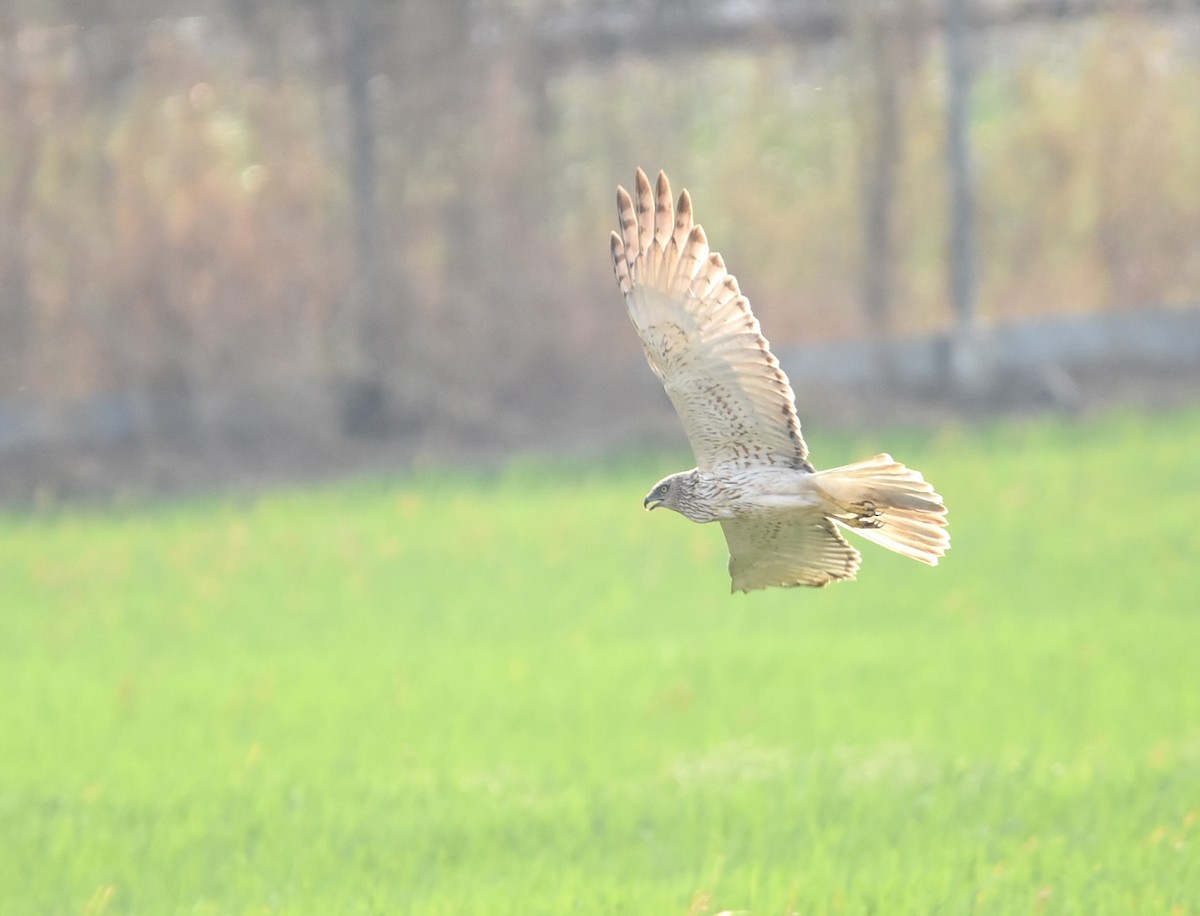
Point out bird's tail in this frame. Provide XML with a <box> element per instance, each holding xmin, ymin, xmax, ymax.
<box><xmin>813</xmin><ymin>454</ymin><xmax>949</xmax><ymax>565</ymax></box>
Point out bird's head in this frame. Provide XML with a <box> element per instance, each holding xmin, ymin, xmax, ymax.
<box><xmin>643</xmin><ymin>471</ymin><xmax>697</xmax><ymax>514</ymax></box>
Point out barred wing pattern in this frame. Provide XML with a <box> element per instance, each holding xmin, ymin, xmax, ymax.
<box><xmin>609</xmin><ymin>169</ymin><xmax>810</xmax><ymax>474</ymax></box>
<box><xmin>721</xmin><ymin>515</ymin><xmax>862</xmax><ymax>592</ymax></box>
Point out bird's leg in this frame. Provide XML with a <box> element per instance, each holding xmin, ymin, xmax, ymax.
<box><xmin>839</xmin><ymin>500</ymin><xmax>884</xmax><ymax>529</ymax></box>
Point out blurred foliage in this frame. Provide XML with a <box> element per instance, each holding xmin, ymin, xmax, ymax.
<box><xmin>1</xmin><ymin>13</ymin><xmax>347</xmax><ymax>400</ymax></box>
<box><xmin>976</xmin><ymin>16</ymin><xmax>1200</xmax><ymax>319</ymax></box>
<box><xmin>1</xmin><ymin>3</ymin><xmax>1199</xmax><ymax>430</ymax></box>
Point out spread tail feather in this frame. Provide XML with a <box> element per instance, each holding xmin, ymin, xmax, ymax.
<box><xmin>814</xmin><ymin>454</ymin><xmax>949</xmax><ymax>566</ymax></box>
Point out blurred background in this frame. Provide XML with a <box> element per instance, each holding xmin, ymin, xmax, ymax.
<box><xmin>3</xmin><ymin>0</ymin><xmax>1200</xmax><ymax>503</ymax></box>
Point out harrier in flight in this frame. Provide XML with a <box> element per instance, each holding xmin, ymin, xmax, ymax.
<box><xmin>609</xmin><ymin>169</ymin><xmax>948</xmax><ymax>592</ymax></box>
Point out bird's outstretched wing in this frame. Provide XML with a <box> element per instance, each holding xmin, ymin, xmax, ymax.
<box><xmin>610</xmin><ymin>169</ymin><xmax>810</xmax><ymax>474</ymax></box>
<box><xmin>721</xmin><ymin>513</ymin><xmax>861</xmax><ymax>593</ymax></box>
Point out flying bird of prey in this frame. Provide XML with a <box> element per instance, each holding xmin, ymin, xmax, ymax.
<box><xmin>609</xmin><ymin>169</ymin><xmax>949</xmax><ymax>592</ymax></box>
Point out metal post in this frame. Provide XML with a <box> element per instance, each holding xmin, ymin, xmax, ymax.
<box><xmin>943</xmin><ymin>0</ymin><xmax>987</xmax><ymax>391</ymax></box>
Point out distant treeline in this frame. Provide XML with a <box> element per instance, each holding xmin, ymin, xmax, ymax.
<box><xmin>1</xmin><ymin>0</ymin><xmax>1198</xmax><ymax>441</ymax></box>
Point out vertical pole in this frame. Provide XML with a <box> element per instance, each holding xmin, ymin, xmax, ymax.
<box><xmin>338</xmin><ymin>0</ymin><xmax>392</xmax><ymax>435</ymax></box>
<box><xmin>944</xmin><ymin>0</ymin><xmax>985</xmax><ymax>390</ymax></box>
<box><xmin>862</xmin><ymin>17</ymin><xmax>901</xmax><ymax>381</ymax></box>
<box><xmin>347</xmin><ymin>0</ymin><xmax>382</xmax><ymax>367</ymax></box>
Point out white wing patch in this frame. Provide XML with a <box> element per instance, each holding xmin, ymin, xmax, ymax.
<box><xmin>610</xmin><ymin>169</ymin><xmax>810</xmax><ymax>474</ymax></box>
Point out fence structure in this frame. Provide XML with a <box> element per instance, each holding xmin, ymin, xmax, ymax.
<box><xmin>2</xmin><ymin>0</ymin><xmax>1199</xmax><ymax>466</ymax></box>
<box><xmin>3</xmin><ymin>304</ymin><xmax>1197</xmax><ymax>459</ymax></box>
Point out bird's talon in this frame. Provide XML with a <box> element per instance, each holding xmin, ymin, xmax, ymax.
<box><xmin>849</xmin><ymin>500</ymin><xmax>883</xmax><ymax>528</ymax></box>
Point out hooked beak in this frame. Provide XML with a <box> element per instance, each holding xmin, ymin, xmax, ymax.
<box><xmin>644</xmin><ymin>495</ymin><xmax>663</xmax><ymax>511</ymax></box>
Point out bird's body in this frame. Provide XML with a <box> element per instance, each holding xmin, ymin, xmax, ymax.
<box><xmin>610</xmin><ymin>168</ymin><xmax>949</xmax><ymax>592</ymax></box>
<box><xmin>645</xmin><ymin>466</ymin><xmax>823</xmax><ymax>523</ymax></box>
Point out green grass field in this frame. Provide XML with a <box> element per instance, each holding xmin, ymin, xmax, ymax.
<box><xmin>2</xmin><ymin>408</ymin><xmax>1199</xmax><ymax>914</ymax></box>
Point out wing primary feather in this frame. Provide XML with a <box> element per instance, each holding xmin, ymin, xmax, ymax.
<box><xmin>616</xmin><ymin>185</ymin><xmax>639</xmax><ymax>284</ymax></box>
<box><xmin>713</xmin><ymin>275</ymin><xmax>741</xmax><ymax>309</ymax></box>
<box><xmin>635</xmin><ymin>168</ymin><xmax>653</xmax><ymax>258</ymax></box>
<box><xmin>673</xmin><ymin>189</ymin><xmax>693</xmax><ymax>251</ymax></box>
<box><xmin>647</xmin><ymin>171</ymin><xmax>673</xmax><ymax>283</ymax></box>
<box><xmin>670</xmin><ymin>225</ymin><xmax>709</xmax><ymax>297</ymax></box>
<box><xmin>689</xmin><ymin>252</ymin><xmax>727</xmax><ymax>301</ymax></box>
<box><xmin>610</xmin><ymin>232</ymin><xmax>631</xmax><ymax>296</ymax></box>
<box><xmin>654</xmin><ymin>171</ymin><xmax>674</xmax><ymax>250</ymax></box>
<box><xmin>663</xmin><ymin>187</ymin><xmax>696</xmax><ymax>296</ymax></box>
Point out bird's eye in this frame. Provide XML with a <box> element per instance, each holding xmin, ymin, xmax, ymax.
<box><xmin>657</xmin><ymin>484</ymin><xmax>669</xmax><ymax>495</ymax></box>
